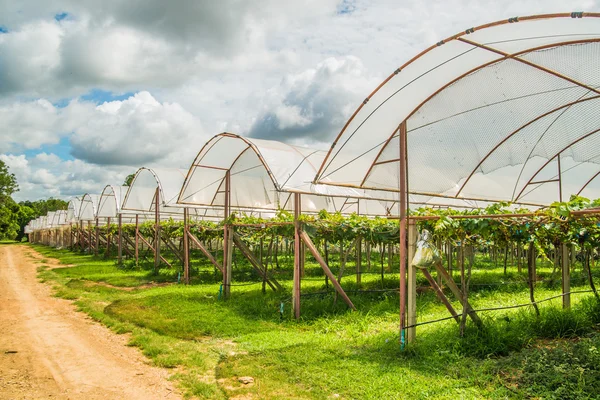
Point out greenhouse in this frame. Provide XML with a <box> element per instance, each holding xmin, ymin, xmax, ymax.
<box><xmin>315</xmin><ymin>12</ymin><xmax>600</xmax><ymax>342</ymax></box>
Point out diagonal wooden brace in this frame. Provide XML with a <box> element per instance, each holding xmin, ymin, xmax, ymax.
<box><xmin>187</xmin><ymin>231</ymin><xmax>223</xmax><ymax>273</ymax></box>
<box><xmin>300</xmin><ymin>231</ymin><xmax>356</xmax><ymax>310</ymax></box>
<box><xmin>420</xmin><ymin>267</ymin><xmax>460</xmax><ymax>323</ymax></box>
<box><xmin>232</xmin><ymin>233</ymin><xmax>281</xmax><ymax>291</ymax></box>
<box><xmin>137</xmin><ymin>232</ymin><xmax>172</xmax><ymax>268</ymax></box>
<box><xmin>433</xmin><ymin>261</ymin><xmax>483</xmax><ymax>328</ymax></box>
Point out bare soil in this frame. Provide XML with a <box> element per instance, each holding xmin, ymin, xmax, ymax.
<box><xmin>0</xmin><ymin>244</ymin><xmax>181</xmax><ymax>400</ymax></box>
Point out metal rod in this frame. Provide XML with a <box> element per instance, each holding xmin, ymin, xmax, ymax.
<box><xmin>118</xmin><ymin>213</ymin><xmax>123</xmax><ymax>265</ymax></box>
<box><xmin>183</xmin><ymin>208</ymin><xmax>190</xmax><ymax>284</ymax></box>
<box><xmin>293</xmin><ymin>192</ymin><xmax>302</xmax><ymax>319</ymax></box>
<box><xmin>399</xmin><ymin>121</ymin><xmax>408</xmax><ymax>345</ymax></box>
<box><xmin>154</xmin><ymin>187</ymin><xmax>160</xmax><ymax>274</ymax></box>
<box><xmin>135</xmin><ymin>214</ymin><xmax>139</xmax><ymax>264</ymax></box>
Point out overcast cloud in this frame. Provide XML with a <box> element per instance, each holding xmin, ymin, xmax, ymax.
<box><xmin>1</xmin><ymin>0</ymin><xmax>598</xmax><ymax>200</ymax></box>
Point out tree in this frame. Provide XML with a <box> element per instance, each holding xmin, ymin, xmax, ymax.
<box><xmin>0</xmin><ymin>160</ymin><xmax>18</xmax><ymax>197</ymax></box>
<box><xmin>124</xmin><ymin>173</ymin><xmax>135</xmax><ymax>186</ymax></box>
<box><xmin>0</xmin><ymin>160</ymin><xmax>19</xmax><ymax>240</ymax></box>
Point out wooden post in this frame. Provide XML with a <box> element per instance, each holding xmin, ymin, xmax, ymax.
<box><xmin>183</xmin><ymin>208</ymin><xmax>190</xmax><ymax>284</ymax></box>
<box><xmin>356</xmin><ymin>237</ymin><xmax>362</xmax><ymax>286</ymax></box>
<box><xmin>87</xmin><ymin>220</ymin><xmax>92</xmax><ymax>254</ymax></box>
<box><xmin>407</xmin><ymin>221</ymin><xmax>418</xmax><ymax>343</ymax></box>
<box><xmin>105</xmin><ymin>217</ymin><xmax>111</xmax><ymax>258</ymax></box>
<box><xmin>222</xmin><ymin>170</ymin><xmax>232</xmax><ymax>299</ymax></box>
<box><xmin>398</xmin><ymin>120</ymin><xmax>408</xmax><ymax>346</ymax></box>
<box><xmin>293</xmin><ymin>192</ymin><xmax>302</xmax><ymax>319</ymax></box>
<box><xmin>562</xmin><ymin>243</ymin><xmax>570</xmax><ymax>309</ymax></box>
<box><xmin>135</xmin><ymin>214</ymin><xmax>139</xmax><ymax>265</ymax></box>
<box><xmin>94</xmin><ymin>218</ymin><xmax>99</xmax><ymax>256</ymax></box>
<box><xmin>154</xmin><ymin>187</ymin><xmax>161</xmax><ymax>274</ymax></box>
<box><xmin>117</xmin><ymin>213</ymin><xmax>123</xmax><ymax>265</ymax></box>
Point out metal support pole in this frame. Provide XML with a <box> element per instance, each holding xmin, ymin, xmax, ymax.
<box><xmin>183</xmin><ymin>208</ymin><xmax>190</xmax><ymax>284</ymax></box>
<box><xmin>135</xmin><ymin>214</ymin><xmax>139</xmax><ymax>264</ymax></box>
<box><xmin>562</xmin><ymin>243</ymin><xmax>570</xmax><ymax>308</ymax></box>
<box><xmin>356</xmin><ymin>237</ymin><xmax>362</xmax><ymax>286</ymax></box>
<box><xmin>118</xmin><ymin>213</ymin><xmax>123</xmax><ymax>265</ymax></box>
<box><xmin>223</xmin><ymin>170</ymin><xmax>232</xmax><ymax>299</ymax></box>
<box><xmin>94</xmin><ymin>218</ymin><xmax>99</xmax><ymax>256</ymax></box>
<box><xmin>105</xmin><ymin>217</ymin><xmax>111</xmax><ymax>259</ymax></box>
<box><xmin>558</xmin><ymin>154</ymin><xmax>563</xmax><ymax>202</ymax></box>
<box><xmin>407</xmin><ymin>221</ymin><xmax>418</xmax><ymax>343</ymax></box>
<box><xmin>87</xmin><ymin>220</ymin><xmax>92</xmax><ymax>254</ymax></box>
<box><xmin>399</xmin><ymin>121</ymin><xmax>408</xmax><ymax>346</ymax></box>
<box><xmin>154</xmin><ymin>187</ymin><xmax>161</xmax><ymax>274</ymax></box>
<box><xmin>293</xmin><ymin>192</ymin><xmax>302</xmax><ymax>319</ymax></box>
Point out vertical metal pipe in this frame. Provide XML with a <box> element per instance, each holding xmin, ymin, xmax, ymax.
<box><xmin>105</xmin><ymin>217</ymin><xmax>111</xmax><ymax>258</ymax></box>
<box><xmin>135</xmin><ymin>214</ymin><xmax>139</xmax><ymax>264</ymax></box>
<box><xmin>562</xmin><ymin>243</ymin><xmax>570</xmax><ymax>308</ymax></box>
<box><xmin>118</xmin><ymin>213</ymin><xmax>123</xmax><ymax>265</ymax></box>
<box><xmin>94</xmin><ymin>218</ymin><xmax>99</xmax><ymax>256</ymax></box>
<box><xmin>223</xmin><ymin>170</ymin><xmax>232</xmax><ymax>299</ymax></box>
<box><xmin>293</xmin><ymin>192</ymin><xmax>302</xmax><ymax>319</ymax></box>
<box><xmin>87</xmin><ymin>220</ymin><xmax>92</xmax><ymax>254</ymax></box>
<box><xmin>558</xmin><ymin>154</ymin><xmax>563</xmax><ymax>202</ymax></box>
<box><xmin>407</xmin><ymin>221</ymin><xmax>418</xmax><ymax>343</ymax></box>
<box><xmin>154</xmin><ymin>187</ymin><xmax>161</xmax><ymax>274</ymax></box>
<box><xmin>398</xmin><ymin>121</ymin><xmax>408</xmax><ymax>347</ymax></box>
<box><xmin>183</xmin><ymin>208</ymin><xmax>190</xmax><ymax>284</ymax></box>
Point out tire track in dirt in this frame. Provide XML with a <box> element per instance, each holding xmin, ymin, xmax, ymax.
<box><xmin>0</xmin><ymin>244</ymin><xmax>180</xmax><ymax>400</ymax></box>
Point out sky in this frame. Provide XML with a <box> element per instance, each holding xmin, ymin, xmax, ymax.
<box><xmin>1</xmin><ymin>0</ymin><xmax>598</xmax><ymax>201</ymax></box>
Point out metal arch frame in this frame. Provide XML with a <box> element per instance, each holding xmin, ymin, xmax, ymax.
<box><xmin>578</xmin><ymin>168</ymin><xmax>600</xmax><ymax>195</ymax></box>
<box><xmin>455</xmin><ymin>95</ymin><xmax>600</xmax><ymax>198</ymax></box>
<box><xmin>177</xmin><ymin>132</ymin><xmax>283</xmax><ymax>207</ymax></box>
<box><xmin>78</xmin><ymin>193</ymin><xmax>101</xmax><ymax>221</ymax></box>
<box><xmin>357</xmin><ymin>38</ymin><xmax>600</xmax><ymax>189</ymax></box>
<box><xmin>98</xmin><ymin>184</ymin><xmax>126</xmax><ymax>218</ymax></box>
<box><xmin>513</xmin><ymin>127</ymin><xmax>600</xmax><ymax>201</ymax></box>
<box><xmin>316</xmin><ymin>12</ymin><xmax>600</xmax><ymax>188</ymax></box>
<box><xmin>122</xmin><ymin>167</ymin><xmax>187</xmax><ymax>213</ymax></box>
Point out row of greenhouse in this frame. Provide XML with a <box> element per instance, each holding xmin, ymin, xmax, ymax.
<box><xmin>25</xmin><ymin>14</ymin><xmax>600</xmax><ymax>344</ymax></box>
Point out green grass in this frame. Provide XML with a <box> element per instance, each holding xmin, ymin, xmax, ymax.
<box><xmin>18</xmin><ymin>242</ymin><xmax>600</xmax><ymax>399</ymax></box>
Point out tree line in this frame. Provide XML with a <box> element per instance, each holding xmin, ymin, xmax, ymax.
<box><xmin>0</xmin><ymin>160</ymin><xmax>67</xmax><ymax>241</ymax></box>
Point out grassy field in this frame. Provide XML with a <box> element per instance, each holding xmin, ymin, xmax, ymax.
<box><xmin>20</xmin><ymin>242</ymin><xmax>600</xmax><ymax>399</ymax></box>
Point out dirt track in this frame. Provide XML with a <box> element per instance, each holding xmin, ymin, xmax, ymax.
<box><xmin>0</xmin><ymin>244</ymin><xmax>180</xmax><ymax>400</ymax></box>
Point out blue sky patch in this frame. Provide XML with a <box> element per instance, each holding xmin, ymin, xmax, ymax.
<box><xmin>55</xmin><ymin>12</ymin><xmax>70</xmax><ymax>22</ymax></box>
<box><xmin>81</xmin><ymin>89</ymin><xmax>135</xmax><ymax>104</ymax></box>
<box><xmin>24</xmin><ymin>136</ymin><xmax>74</xmax><ymax>161</ymax></box>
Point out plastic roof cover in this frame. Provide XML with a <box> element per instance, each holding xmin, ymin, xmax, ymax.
<box><xmin>98</xmin><ymin>185</ymin><xmax>128</xmax><ymax>218</ymax></box>
<box><xmin>79</xmin><ymin>194</ymin><xmax>101</xmax><ymax>221</ymax></box>
<box><xmin>178</xmin><ymin>133</ymin><xmax>403</xmax><ymax>216</ymax></box>
<box><xmin>316</xmin><ymin>13</ymin><xmax>600</xmax><ymax>207</ymax></box>
<box><xmin>67</xmin><ymin>198</ymin><xmax>82</xmax><ymax>223</ymax></box>
<box><xmin>122</xmin><ymin>167</ymin><xmax>223</xmax><ymax>220</ymax></box>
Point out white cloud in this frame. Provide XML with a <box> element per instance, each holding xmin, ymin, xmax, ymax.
<box><xmin>248</xmin><ymin>56</ymin><xmax>380</xmax><ymax>144</ymax></box>
<box><xmin>69</xmin><ymin>91</ymin><xmax>205</xmax><ymax>166</ymax></box>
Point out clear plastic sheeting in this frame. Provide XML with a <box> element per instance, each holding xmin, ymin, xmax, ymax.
<box><xmin>122</xmin><ymin>167</ymin><xmax>223</xmax><ymax>221</ymax></box>
<box><xmin>79</xmin><ymin>194</ymin><xmax>101</xmax><ymax>221</ymax></box>
<box><xmin>178</xmin><ymin>133</ymin><xmax>406</xmax><ymax>216</ymax></box>
<box><xmin>316</xmin><ymin>13</ymin><xmax>600</xmax><ymax>206</ymax></box>
<box><xmin>98</xmin><ymin>185</ymin><xmax>128</xmax><ymax>218</ymax></box>
<box><xmin>67</xmin><ymin>198</ymin><xmax>82</xmax><ymax>223</ymax></box>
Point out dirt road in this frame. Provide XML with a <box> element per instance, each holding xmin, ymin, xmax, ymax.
<box><xmin>0</xmin><ymin>244</ymin><xmax>180</xmax><ymax>400</ymax></box>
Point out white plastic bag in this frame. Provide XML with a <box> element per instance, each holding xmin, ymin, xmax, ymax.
<box><xmin>411</xmin><ymin>229</ymin><xmax>441</xmax><ymax>269</ymax></box>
